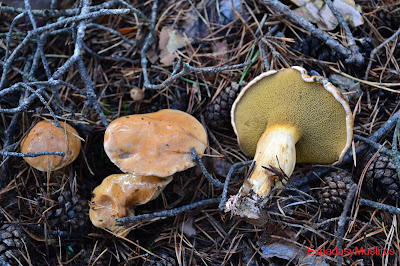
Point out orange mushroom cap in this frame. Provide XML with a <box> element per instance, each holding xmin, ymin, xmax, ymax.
<box><xmin>21</xmin><ymin>120</ymin><xmax>81</xmax><ymax>171</ymax></box>
<box><xmin>104</xmin><ymin>109</ymin><xmax>208</xmax><ymax>177</ymax></box>
<box><xmin>89</xmin><ymin>173</ymin><xmax>172</xmax><ymax>236</ymax></box>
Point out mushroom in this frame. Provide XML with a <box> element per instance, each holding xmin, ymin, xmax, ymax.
<box><xmin>90</xmin><ymin>109</ymin><xmax>208</xmax><ymax>234</ymax></box>
<box><xmin>21</xmin><ymin>120</ymin><xmax>81</xmax><ymax>172</ymax></box>
<box><xmin>225</xmin><ymin>67</ymin><xmax>353</xmax><ymax>219</ymax></box>
<box><xmin>104</xmin><ymin>109</ymin><xmax>208</xmax><ymax>177</ymax></box>
<box><xmin>130</xmin><ymin>88</ymin><xmax>145</xmax><ymax>102</ymax></box>
<box><xmin>89</xmin><ymin>174</ymin><xmax>172</xmax><ymax>236</ymax></box>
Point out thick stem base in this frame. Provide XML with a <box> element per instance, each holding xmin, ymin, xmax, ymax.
<box><xmin>225</xmin><ymin>124</ymin><xmax>299</xmax><ymax>220</ymax></box>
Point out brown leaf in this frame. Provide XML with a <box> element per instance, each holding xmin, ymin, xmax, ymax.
<box><xmin>292</xmin><ymin>0</ymin><xmax>363</xmax><ymax>31</ymax></box>
<box><xmin>159</xmin><ymin>26</ymin><xmax>193</xmax><ymax>65</ymax></box>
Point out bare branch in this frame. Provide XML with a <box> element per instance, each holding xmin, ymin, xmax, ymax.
<box><xmin>336</xmin><ymin>184</ymin><xmax>358</xmax><ymax>266</ymax></box>
<box><xmin>359</xmin><ymin>198</ymin><xmax>400</xmax><ymax>215</ymax></box>
<box><xmin>116</xmin><ymin>198</ymin><xmax>221</xmax><ymax>224</ymax></box>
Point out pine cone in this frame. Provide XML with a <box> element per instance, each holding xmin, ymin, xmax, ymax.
<box><xmin>374</xmin><ymin>6</ymin><xmax>400</xmax><ymax>59</ymax></box>
<box><xmin>204</xmin><ymin>82</ymin><xmax>241</xmax><ymax>130</ymax></box>
<box><xmin>364</xmin><ymin>154</ymin><xmax>400</xmax><ymax>201</ymax></box>
<box><xmin>377</xmin><ymin>5</ymin><xmax>400</xmax><ymax>36</ymax></box>
<box><xmin>0</xmin><ymin>224</ymin><xmax>29</xmax><ymax>265</ymax></box>
<box><xmin>39</xmin><ymin>190</ymin><xmax>89</xmax><ymax>232</ymax></box>
<box><xmin>290</xmin><ymin>33</ymin><xmax>345</xmax><ymax>62</ymax></box>
<box><xmin>319</xmin><ymin>169</ymin><xmax>354</xmax><ymax>214</ymax></box>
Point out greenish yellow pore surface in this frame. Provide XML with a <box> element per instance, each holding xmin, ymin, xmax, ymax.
<box><xmin>233</xmin><ymin>68</ymin><xmax>348</xmax><ymax>164</ymax></box>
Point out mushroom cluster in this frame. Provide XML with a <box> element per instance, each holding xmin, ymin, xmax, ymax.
<box><xmin>225</xmin><ymin>67</ymin><xmax>353</xmax><ymax>220</ymax></box>
<box><xmin>89</xmin><ymin>109</ymin><xmax>207</xmax><ymax>236</ymax></box>
<box><xmin>21</xmin><ymin>120</ymin><xmax>81</xmax><ymax>172</ymax></box>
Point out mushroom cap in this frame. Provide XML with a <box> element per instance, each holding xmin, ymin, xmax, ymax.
<box><xmin>130</xmin><ymin>88</ymin><xmax>145</xmax><ymax>102</ymax></box>
<box><xmin>89</xmin><ymin>173</ymin><xmax>172</xmax><ymax>235</ymax></box>
<box><xmin>104</xmin><ymin>109</ymin><xmax>207</xmax><ymax>177</ymax></box>
<box><xmin>231</xmin><ymin>67</ymin><xmax>353</xmax><ymax>164</ymax></box>
<box><xmin>21</xmin><ymin>120</ymin><xmax>81</xmax><ymax>171</ymax></box>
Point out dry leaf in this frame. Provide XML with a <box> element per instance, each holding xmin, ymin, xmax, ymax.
<box><xmin>334</xmin><ymin>0</ymin><xmax>363</xmax><ymax>27</ymax></box>
<box><xmin>261</xmin><ymin>242</ymin><xmax>328</xmax><ymax>266</ymax></box>
<box><xmin>329</xmin><ymin>73</ymin><xmax>362</xmax><ymax>100</ymax></box>
<box><xmin>159</xmin><ymin>26</ymin><xmax>193</xmax><ymax>66</ymax></box>
<box><xmin>212</xmin><ymin>41</ymin><xmax>229</xmax><ymax>59</ymax></box>
<box><xmin>292</xmin><ymin>0</ymin><xmax>363</xmax><ymax>31</ymax></box>
<box><xmin>219</xmin><ymin>0</ymin><xmax>243</xmax><ymax>24</ymax></box>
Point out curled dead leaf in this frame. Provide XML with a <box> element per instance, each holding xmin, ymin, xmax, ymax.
<box><xmin>291</xmin><ymin>0</ymin><xmax>363</xmax><ymax>31</ymax></box>
<box><xmin>159</xmin><ymin>26</ymin><xmax>193</xmax><ymax>66</ymax></box>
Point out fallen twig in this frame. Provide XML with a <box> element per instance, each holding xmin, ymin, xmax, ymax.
<box><xmin>0</xmin><ymin>113</ymin><xmax>21</xmax><ymax>188</ymax></box>
<box><xmin>0</xmin><ymin>0</ymin><xmax>127</xmax><ymax>126</ymax></box>
<box><xmin>0</xmin><ymin>151</ymin><xmax>65</xmax><ymax>157</ymax></box>
<box><xmin>116</xmin><ymin>0</ymin><xmax>150</xmax><ymax>25</ymax></box>
<box><xmin>392</xmin><ymin>114</ymin><xmax>400</xmax><ymax>182</ymax></box>
<box><xmin>219</xmin><ymin>160</ymin><xmax>253</xmax><ymax>210</ymax></box>
<box><xmin>359</xmin><ymin>199</ymin><xmax>400</xmax><ymax>215</ymax></box>
<box><xmin>140</xmin><ymin>0</ymin><xmax>158</xmax><ymax>89</ymax></box>
<box><xmin>87</xmin><ymin>23</ymin><xmax>136</xmax><ymax>46</ymax></box>
<box><xmin>364</xmin><ymin>26</ymin><xmax>400</xmax><ymax>80</ymax></box>
<box><xmin>190</xmin><ymin>147</ymin><xmax>224</xmax><ymax>188</ymax></box>
<box><xmin>74</xmin><ymin>1</ymin><xmax>109</xmax><ymax>126</ymax></box>
<box><xmin>0</xmin><ymin>0</ymin><xmax>120</xmax><ymax>17</ymax></box>
<box><xmin>116</xmin><ymin>198</ymin><xmax>221</xmax><ymax>224</ymax></box>
<box><xmin>0</xmin><ymin>8</ymin><xmax>130</xmax><ymax>90</ymax></box>
<box><xmin>145</xmin><ymin>60</ymin><xmax>252</xmax><ymax>90</ymax></box>
<box><xmin>336</xmin><ymin>184</ymin><xmax>357</xmax><ymax>266</ymax></box>
<box><xmin>353</xmin><ymin>135</ymin><xmax>392</xmax><ymax>156</ymax></box>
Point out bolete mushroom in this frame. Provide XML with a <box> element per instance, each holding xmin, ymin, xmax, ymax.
<box><xmin>90</xmin><ymin>109</ymin><xmax>208</xmax><ymax>234</ymax></box>
<box><xmin>89</xmin><ymin>174</ymin><xmax>172</xmax><ymax>236</ymax></box>
<box><xmin>225</xmin><ymin>67</ymin><xmax>353</xmax><ymax>219</ymax></box>
<box><xmin>21</xmin><ymin>120</ymin><xmax>81</xmax><ymax>172</ymax></box>
<box><xmin>104</xmin><ymin>109</ymin><xmax>208</xmax><ymax>177</ymax></box>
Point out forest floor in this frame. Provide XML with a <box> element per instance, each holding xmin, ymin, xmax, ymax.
<box><xmin>0</xmin><ymin>0</ymin><xmax>400</xmax><ymax>265</ymax></box>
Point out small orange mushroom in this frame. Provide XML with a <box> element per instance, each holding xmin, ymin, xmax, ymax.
<box><xmin>89</xmin><ymin>174</ymin><xmax>172</xmax><ymax>236</ymax></box>
<box><xmin>20</xmin><ymin>120</ymin><xmax>81</xmax><ymax>171</ymax></box>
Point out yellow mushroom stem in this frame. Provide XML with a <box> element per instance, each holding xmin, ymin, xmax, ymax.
<box><xmin>225</xmin><ymin>124</ymin><xmax>300</xmax><ymax>220</ymax></box>
<box><xmin>245</xmin><ymin>124</ymin><xmax>300</xmax><ymax>197</ymax></box>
